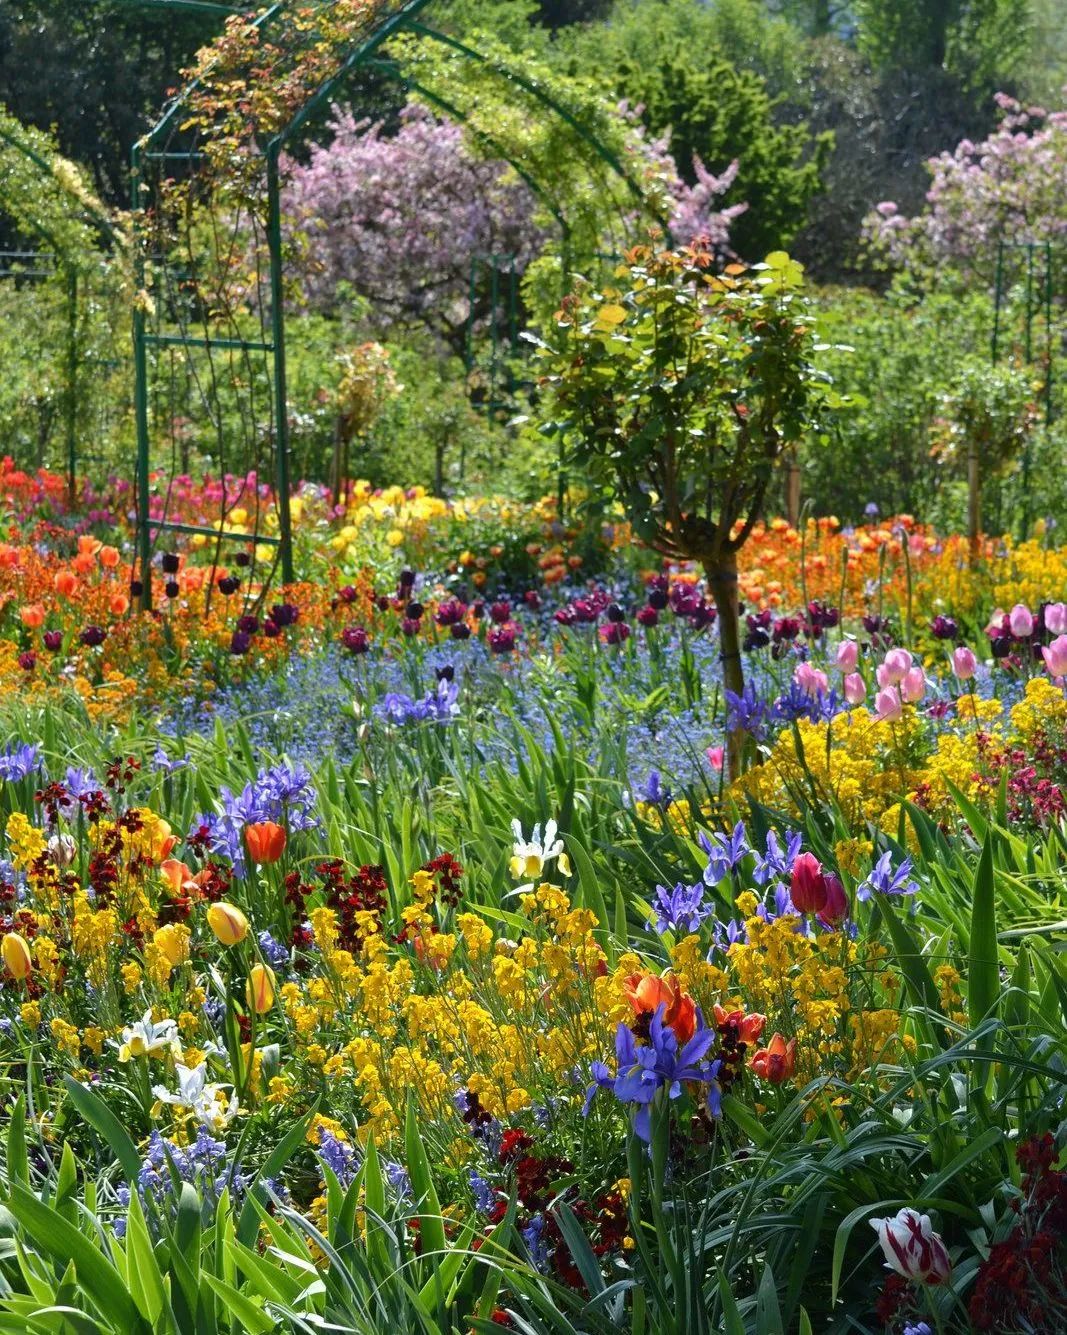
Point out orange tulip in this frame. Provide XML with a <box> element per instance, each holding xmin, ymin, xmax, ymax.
<box><xmin>19</xmin><ymin>604</ymin><xmax>45</xmax><ymax>629</ymax></box>
<box><xmin>749</xmin><ymin>1033</ymin><xmax>797</xmax><ymax>1084</ymax></box>
<box><xmin>109</xmin><ymin>593</ymin><xmax>130</xmax><ymax>617</ymax></box>
<box><xmin>623</xmin><ymin>973</ymin><xmax>696</xmax><ymax>1044</ymax></box>
<box><xmin>712</xmin><ymin>1005</ymin><xmax>767</xmax><ymax>1045</ymax></box>
<box><xmin>160</xmin><ymin>858</ymin><xmax>195</xmax><ymax>894</ymax></box>
<box><xmin>77</xmin><ymin>535</ymin><xmax>102</xmax><ymax>558</ymax></box>
<box><xmin>54</xmin><ymin>570</ymin><xmax>78</xmax><ymax>598</ymax></box>
<box><xmin>245</xmin><ymin>821</ymin><xmax>286</xmax><ymax>865</ymax></box>
<box><xmin>72</xmin><ymin>552</ymin><xmax>95</xmax><ymax>575</ymax></box>
<box><xmin>159</xmin><ymin>834</ymin><xmax>178</xmax><ymax>860</ymax></box>
<box><xmin>99</xmin><ymin>545</ymin><xmax>120</xmax><ymax>568</ymax></box>
<box><xmin>246</xmin><ymin>963</ymin><xmax>275</xmax><ymax>1014</ymax></box>
<box><xmin>1</xmin><ymin>932</ymin><xmax>32</xmax><ymax>982</ymax></box>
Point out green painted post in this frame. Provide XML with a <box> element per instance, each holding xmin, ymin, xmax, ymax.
<box><xmin>65</xmin><ymin>268</ymin><xmax>78</xmax><ymax>505</ymax></box>
<box><xmin>266</xmin><ymin>147</ymin><xmax>295</xmax><ymax>585</ymax></box>
<box><xmin>991</xmin><ymin>238</ymin><xmax>1004</xmax><ymax>364</ymax></box>
<box><xmin>1045</xmin><ymin>241</ymin><xmax>1054</xmax><ymax>428</ymax></box>
<box><xmin>131</xmin><ymin>142</ymin><xmax>153</xmax><ymax>611</ymax></box>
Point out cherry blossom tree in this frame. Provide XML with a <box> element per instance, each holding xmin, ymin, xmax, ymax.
<box><xmin>863</xmin><ymin>93</ymin><xmax>1067</xmax><ymax>279</ymax></box>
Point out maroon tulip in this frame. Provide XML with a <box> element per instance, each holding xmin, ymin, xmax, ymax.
<box><xmin>818</xmin><ymin>874</ymin><xmax>849</xmax><ymax>926</ymax></box>
<box><xmin>790</xmin><ymin>852</ymin><xmax>828</xmax><ymax>914</ymax></box>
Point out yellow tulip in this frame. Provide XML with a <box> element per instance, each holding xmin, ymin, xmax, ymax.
<box><xmin>207</xmin><ymin>902</ymin><xmax>249</xmax><ymax>947</ymax></box>
<box><xmin>1</xmin><ymin>932</ymin><xmax>32</xmax><ymax>982</ymax></box>
<box><xmin>246</xmin><ymin>963</ymin><xmax>275</xmax><ymax>1014</ymax></box>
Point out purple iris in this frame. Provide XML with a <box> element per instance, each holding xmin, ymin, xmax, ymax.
<box><xmin>0</xmin><ymin>743</ymin><xmax>42</xmax><ymax>783</ymax></box>
<box><xmin>700</xmin><ymin>821</ymin><xmax>750</xmax><ymax>885</ymax></box>
<box><xmin>585</xmin><ymin>1007</ymin><xmax>721</xmax><ymax>1142</ymax></box>
<box><xmin>856</xmin><ymin>851</ymin><xmax>919</xmax><ymax>902</ymax></box>
<box><xmin>751</xmin><ymin>829</ymin><xmax>803</xmax><ymax>886</ymax></box>
<box><xmin>650</xmin><ymin>882</ymin><xmax>711</xmax><ymax>935</ymax></box>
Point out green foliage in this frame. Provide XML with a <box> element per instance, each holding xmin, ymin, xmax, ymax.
<box><xmin>563</xmin><ymin>5</ymin><xmax>831</xmax><ymax>256</ymax></box>
<box><xmin>854</xmin><ymin>0</ymin><xmax>1032</xmax><ymax>93</ymax></box>
<box><xmin>535</xmin><ymin>247</ymin><xmax>832</xmax><ymax>565</ymax></box>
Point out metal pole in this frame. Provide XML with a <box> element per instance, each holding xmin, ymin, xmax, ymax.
<box><xmin>266</xmin><ymin>146</ymin><xmax>295</xmax><ymax>585</ymax></box>
<box><xmin>1025</xmin><ymin>244</ymin><xmax>1034</xmax><ymax>362</ymax></box>
<box><xmin>1045</xmin><ymin>241</ymin><xmax>1054</xmax><ymax>428</ymax></box>
<box><xmin>65</xmin><ymin>268</ymin><xmax>78</xmax><ymax>505</ymax></box>
<box><xmin>132</xmin><ymin>142</ymin><xmax>153</xmax><ymax>611</ymax></box>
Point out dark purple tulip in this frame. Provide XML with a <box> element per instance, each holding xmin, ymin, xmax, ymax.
<box><xmin>80</xmin><ymin>625</ymin><xmax>106</xmax><ymax>647</ymax></box>
<box><xmin>237</xmin><ymin>615</ymin><xmax>259</xmax><ymax>635</ymax></box>
<box><xmin>341</xmin><ymin>626</ymin><xmax>370</xmax><ymax>654</ymax></box>
<box><xmin>161</xmin><ymin>552</ymin><xmax>180</xmax><ymax>574</ymax></box>
<box><xmin>489</xmin><ymin>599</ymin><xmax>511</xmax><ymax>624</ymax></box>
<box><xmin>401</xmin><ymin>617</ymin><xmax>421</xmax><ymax>637</ymax></box>
<box><xmin>929</xmin><ymin>614</ymin><xmax>958</xmax><ymax>641</ymax></box>
<box><xmin>405</xmin><ymin>601</ymin><xmax>424</xmax><ymax>621</ymax></box>
<box><xmin>43</xmin><ymin>631</ymin><xmax>63</xmax><ymax>652</ymax></box>
<box><xmin>607</xmin><ymin>602</ymin><xmax>626</xmax><ymax>623</ymax></box>
<box><xmin>436</xmin><ymin>664</ymin><xmax>455</xmax><ymax>682</ymax></box>
<box><xmin>130</xmin><ymin>580</ymin><xmax>143</xmax><ymax>599</ymax></box>
<box><xmin>601</xmin><ymin>621</ymin><xmax>630</xmax><ymax>645</ymax></box>
<box><xmin>647</xmin><ymin>588</ymin><xmax>668</xmax><ymax>611</ymax></box>
<box><xmin>399</xmin><ymin>568</ymin><xmax>416</xmax><ymax>590</ymax></box>
<box><xmin>637</xmin><ymin>606</ymin><xmax>659</xmax><ymax>627</ymax></box>
<box><xmin>434</xmin><ymin>599</ymin><xmax>467</xmax><ymax>627</ymax></box>
<box><xmin>218</xmin><ymin>576</ymin><xmax>240</xmax><ymax>596</ymax></box>
<box><xmin>270</xmin><ymin>602</ymin><xmax>299</xmax><ymax>627</ymax></box>
<box><xmin>230</xmin><ymin>630</ymin><xmax>251</xmax><ymax>655</ymax></box>
<box><xmin>263</xmin><ymin>620</ymin><xmax>280</xmax><ymax>638</ymax></box>
<box><xmin>450</xmin><ymin>623</ymin><xmax>471</xmax><ymax>640</ymax></box>
<box><xmin>524</xmin><ymin>590</ymin><xmax>542</xmax><ymax>610</ymax></box>
<box><xmin>375</xmin><ymin>595</ymin><xmax>391</xmax><ymax>612</ymax></box>
<box><xmin>18</xmin><ymin>652</ymin><xmax>36</xmax><ymax>671</ymax></box>
<box><xmin>338</xmin><ymin>585</ymin><xmax>358</xmax><ymax>604</ymax></box>
<box><xmin>234</xmin><ymin>551</ymin><xmax>251</xmax><ymax>568</ymax></box>
<box><xmin>165</xmin><ymin>581</ymin><xmax>180</xmax><ymax>599</ymax></box>
<box><xmin>488</xmin><ymin>626</ymin><xmax>516</xmax><ymax>654</ymax></box>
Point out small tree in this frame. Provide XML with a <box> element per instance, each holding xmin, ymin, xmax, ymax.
<box><xmin>535</xmin><ymin>242</ymin><xmax>834</xmax><ymax>777</ymax></box>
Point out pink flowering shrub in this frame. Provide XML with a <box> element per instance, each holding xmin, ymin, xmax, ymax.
<box><xmin>863</xmin><ymin>92</ymin><xmax>1067</xmax><ymax>277</ymax></box>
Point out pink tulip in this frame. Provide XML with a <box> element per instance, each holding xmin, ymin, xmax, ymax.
<box><xmin>875</xmin><ymin>686</ymin><xmax>903</xmax><ymax>722</ymax></box>
<box><xmin>1041</xmin><ymin>634</ymin><xmax>1067</xmax><ymax>677</ymax></box>
<box><xmin>880</xmin><ymin>648</ymin><xmax>911</xmax><ymax>685</ymax></box>
<box><xmin>706</xmin><ymin>746</ymin><xmax>724</xmax><ymax>772</ymax></box>
<box><xmin>818</xmin><ymin>874</ymin><xmax>850</xmax><ymax>926</ymax></box>
<box><xmin>901</xmin><ymin>666</ymin><xmax>926</xmax><ymax>703</ymax></box>
<box><xmin>843</xmin><ymin>673</ymin><xmax>867</xmax><ymax>705</ymax></box>
<box><xmin>985</xmin><ymin>608</ymin><xmax>1007</xmax><ymax>636</ymax></box>
<box><xmin>1045</xmin><ymin>602</ymin><xmax>1067</xmax><ymax>635</ymax></box>
<box><xmin>952</xmin><ymin>646</ymin><xmax>977</xmax><ymax>680</ymax></box>
<box><xmin>870</xmin><ymin>1208</ymin><xmax>952</xmax><ymax>1285</ymax></box>
<box><xmin>794</xmin><ymin>662</ymin><xmax>828</xmax><ymax>698</ymax></box>
<box><xmin>1009</xmin><ymin>603</ymin><xmax>1034</xmax><ymax>638</ymax></box>
<box><xmin>835</xmin><ymin>640</ymin><xmax>859</xmax><ymax>672</ymax></box>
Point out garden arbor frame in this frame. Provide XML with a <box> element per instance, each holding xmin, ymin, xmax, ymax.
<box><xmin>132</xmin><ymin>0</ymin><xmax>670</xmax><ymax>608</ymax></box>
<box><xmin>0</xmin><ymin>112</ymin><xmax>120</xmax><ymax>499</ymax></box>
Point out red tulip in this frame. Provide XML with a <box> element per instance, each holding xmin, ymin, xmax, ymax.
<box><xmin>245</xmin><ymin>822</ymin><xmax>286</xmax><ymax>865</ymax></box>
<box><xmin>790</xmin><ymin>852</ymin><xmax>828</xmax><ymax>914</ymax></box>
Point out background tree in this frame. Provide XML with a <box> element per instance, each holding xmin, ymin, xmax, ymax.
<box><xmin>534</xmin><ymin>244</ymin><xmax>836</xmax><ymax>776</ymax></box>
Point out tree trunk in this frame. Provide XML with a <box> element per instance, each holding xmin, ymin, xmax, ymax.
<box><xmin>706</xmin><ymin>550</ymin><xmax>745</xmax><ymax>783</ymax></box>
<box><xmin>967</xmin><ymin>438</ymin><xmax>981</xmax><ymax>564</ymax></box>
<box><xmin>785</xmin><ymin>457</ymin><xmax>801</xmax><ymax>528</ymax></box>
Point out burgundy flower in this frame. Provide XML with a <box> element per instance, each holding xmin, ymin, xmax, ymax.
<box><xmin>230</xmin><ymin>630</ymin><xmax>251</xmax><ymax>655</ymax></box>
<box><xmin>489</xmin><ymin>599</ymin><xmax>511</xmax><ymax>624</ymax></box>
<box><xmin>80</xmin><ymin>625</ymin><xmax>106</xmax><ymax>647</ymax></box>
<box><xmin>637</xmin><ymin>606</ymin><xmax>659</xmax><ymax>627</ymax></box>
<box><xmin>43</xmin><ymin>631</ymin><xmax>63</xmax><ymax>652</ymax></box>
<box><xmin>341</xmin><ymin>625</ymin><xmax>370</xmax><ymax>654</ymax></box>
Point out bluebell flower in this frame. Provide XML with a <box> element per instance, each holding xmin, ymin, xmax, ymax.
<box><xmin>700</xmin><ymin>821</ymin><xmax>750</xmax><ymax>885</ymax></box>
<box><xmin>469</xmin><ymin>1172</ymin><xmax>496</xmax><ymax>1214</ymax></box>
<box><xmin>856</xmin><ymin>851</ymin><xmax>919</xmax><ymax>902</ymax></box>
<box><xmin>650</xmin><ymin>882</ymin><xmax>712</xmax><ymax>935</ymax></box>
<box><xmin>0</xmin><ymin>743</ymin><xmax>41</xmax><ymax>783</ymax></box>
<box><xmin>751</xmin><ymin>829</ymin><xmax>803</xmax><ymax>886</ymax></box>
<box><xmin>522</xmin><ymin>1214</ymin><xmax>550</xmax><ymax>1270</ymax></box>
<box><xmin>257</xmin><ymin>930</ymin><xmax>290</xmax><ymax>969</ymax></box>
<box><xmin>317</xmin><ymin>1130</ymin><xmax>358</xmax><ymax>1188</ymax></box>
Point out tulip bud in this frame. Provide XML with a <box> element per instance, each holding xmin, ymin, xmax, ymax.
<box><xmin>880</xmin><ymin>648</ymin><xmax>911</xmax><ymax>685</ymax></box>
<box><xmin>207</xmin><ymin>902</ymin><xmax>249</xmax><ymax>947</ymax></box>
<box><xmin>952</xmin><ymin>646</ymin><xmax>977</xmax><ymax>681</ymax></box>
<box><xmin>900</xmin><ymin>666</ymin><xmax>926</xmax><ymax>703</ymax></box>
<box><xmin>1044</xmin><ymin>602</ymin><xmax>1067</xmax><ymax>635</ymax></box>
<box><xmin>835</xmin><ymin>640</ymin><xmax>859</xmax><ymax>672</ymax></box>
<box><xmin>1009</xmin><ymin>603</ymin><xmax>1034</xmax><ymax>638</ymax></box>
<box><xmin>749</xmin><ymin>1032</ymin><xmax>796</xmax><ymax>1084</ymax></box>
<box><xmin>870</xmin><ymin>1208</ymin><xmax>952</xmax><ymax>1285</ymax></box>
<box><xmin>875</xmin><ymin>686</ymin><xmax>903</xmax><ymax>722</ymax></box>
<box><xmin>1041</xmin><ymin>633</ymin><xmax>1067</xmax><ymax>677</ymax></box>
<box><xmin>246</xmin><ymin>963</ymin><xmax>276</xmax><ymax>1014</ymax></box>
<box><xmin>790</xmin><ymin>852</ymin><xmax>828</xmax><ymax>914</ymax></box>
<box><xmin>2</xmin><ymin>932</ymin><xmax>33</xmax><ymax>982</ymax></box>
<box><xmin>843</xmin><ymin>673</ymin><xmax>867</xmax><ymax>705</ymax></box>
<box><xmin>244</xmin><ymin>822</ymin><xmax>286</xmax><ymax>865</ymax></box>
<box><xmin>818</xmin><ymin>874</ymin><xmax>849</xmax><ymax>926</ymax></box>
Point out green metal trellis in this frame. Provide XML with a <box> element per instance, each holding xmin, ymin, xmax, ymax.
<box><xmin>131</xmin><ymin>0</ymin><xmax>674</xmax><ymax>608</ymax></box>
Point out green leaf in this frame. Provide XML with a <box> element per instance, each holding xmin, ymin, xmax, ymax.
<box><xmin>201</xmin><ymin>1274</ymin><xmax>275</xmax><ymax>1334</ymax></box>
<box><xmin>968</xmin><ymin>838</ymin><xmax>999</xmax><ymax>1048</ymax></box>
<box><xmin>7</xmin><ymin>1184</ymin><xmax>146</xmax><ymax>1332</ymax></box>
<box><xmin>6</xmin><ymin>1095</ymin><xmax>28</xmax><ymax>1189</ymax></box>
<box><xmin>405</xmin><ymin>1092</ymin><xmax>446</xmax><ymax>1265</ymax></box>
<box><xmin>62</xmin><ymin>1077</ymin><xmax>141</xmax><ymax>1183</ymax></box>
<box><xmin>125</xmin><ymin>1190</ymin><xmax>168</xmax><ymax>1326</ymax></box>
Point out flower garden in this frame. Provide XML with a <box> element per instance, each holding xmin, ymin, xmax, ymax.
<box><xmin>2</xmin><ymin>1</ymin><xmax>1067</xmax><ymax>1332</ymax></box>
